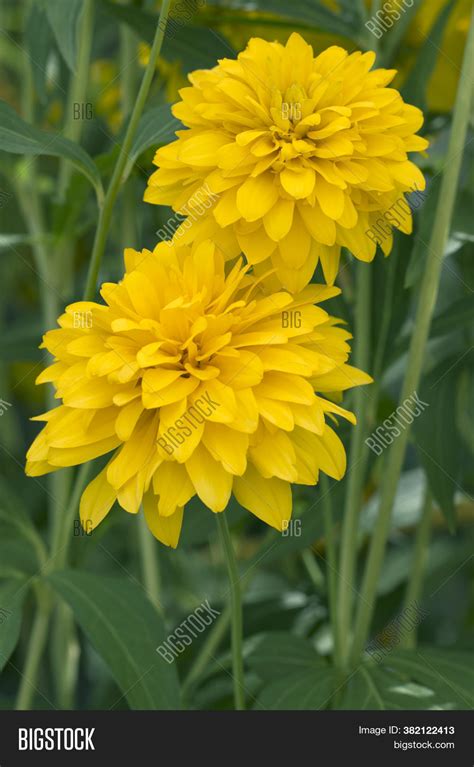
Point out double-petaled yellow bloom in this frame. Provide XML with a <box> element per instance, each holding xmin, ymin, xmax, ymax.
<box><xmin>26</xmin><ymin>241</ymin><xmax>370</xmax><ymax>547</ymax></box>
<box><xmin>145</xmin><ymin>33</ymin><xmax>428</xmax><ymax>292</ymax></box>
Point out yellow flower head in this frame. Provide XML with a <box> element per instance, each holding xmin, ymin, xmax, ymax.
<box><xmin>144</xmin><ymin>33</ymin><xmax>428</xmax><ymax>292</ymax></box>
<box><xmin>26</xmin><ymin>241</ymin><xmax>371</xmax><ymax>548</ymax></box>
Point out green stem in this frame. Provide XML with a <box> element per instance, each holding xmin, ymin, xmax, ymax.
<box><xmin>400</xmin><ymin>489</ymin><xmax>432</xmax><ymax>650</ymax></box>
<box><xmin>51</xmin><ymin>603</ymin><xmax>80</xmax><ymax>709</ymax></box>
<box><xmin>120</xmin><ymin>15</ymin><xmax>138</xmax><ymax>118</ymax></box>
<box><xmin>351</xmin><ymin>15</ymin><xmax>474</xmax><ymax>664</ymax></box>
<box><xmin>215</xmin><ymin>512</ymin><xmax>245</xmax><ymax>711</ymax></box>
<box><xmin>138</xmin><ymin>511</ymin><xmax>162</xmax><ymax>612</ymax></box>
<box><xmin>17</xmin><ymin>463</ymin><xmax>91</xmax><ymax>710</ymax></box>
<box><xmin>182</xmin><ymin>604</ymin><xmax>232</xmax><ymax>699</ymax></box>
<box><xmin>301</xmin><ymin>549</ymin><xmax>325</xmax><ymax>592</ymax></box>
<box><xmin>13</xmin><ymin>176</ymin><xmax>55</xmax><ymax>332</ymax></box>
<box><xmin>83</xmin><ymin>0</ymin><xmax>172</xmax><ymax>300</ymax></box>
<box><xmin>49</xmin><ymin>463</ymin><xmax>93</xmax><ymax>572</ymax></box>
<box><xmin>57</xmin><ymin>0</ymin><xmax>94</xmax><ymax>200</ymax></box>
<box><xmin>120</xmin><ymin>18</ymin><xmax>139</xmax><ymax>250</ymax></box>
<box><xmin>320</xmin><ymin>475</ymin><xmax>340</xmax><ymax>664</ymax></box>
<box><xmin>337</xmin><ymin>263</ymin><xmax>371</xmax><ymax>666</ymax></box>
<box><xmin>15</xmin><ymin>589</ymin><xmax>52</xmax><ymax>710</ymax></box>
<box><xmin>345</xmin><ymin>248</ymin><xmax>399</xmax><ymax>560</ymax></box>
<box><xmin>183</xmin><ymin>543</ymin><xmax>269</xmax><ymax>697</ymax></box>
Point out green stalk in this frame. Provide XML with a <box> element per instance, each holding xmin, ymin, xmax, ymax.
<box><xmin>83</xmin><ymin>0</ymin><xmax>172</xmax><ymax>300</ymax></box>
<box><xmin>337</xmin><ymin>264</ymin><xmax>371</xmax><ymax>666</ymax></box>
<box><xmin>120</xmin><ymin>18</ymin><xmax>138</xmax><ymax>253</ymax></box>
<box><xmin>182</xmin><ymin>536</ymin><xmax>274</xmax><ymax>697</ymax></box>
<box><xmin>57</xmin><ymin>0</ymin><xmax>94</xmax><ymax>200</ymax></box>
<box><xmin>301</xmin><ymin>549</ymin><xmax>325</xmax><ymax>592</ymax></box>
<box><xmin>215</xmin><ymin>512</ymin><xmax>245</xmax><ymax>711</ymax></box>
<box><xmin>51</xmin><ymin>603</ymin><xmax>80</xmax><ymax>709</ymax></box>
<box><xmin>319</xmin><ymin>475</ymin><xmax>340</xmax><ymax>664</ymax></box>
<box><xmin>400</xmin><ymin>489</ymin><xmax>432</xmax><ymax>650</ymax></box>
<box><xmin>54</xmin><ymin>0</ymin><xmax>94</xmax><ymax>302</ymax></box>
<box><xmin>182</xmin><ymin>604</ymin><xmax>232</xmax><ymax>699</ymax></box>
<box><xmin>49</xmin><ymin>462</ymin><xmax>93</xmax><ymax>572</ymax></box>
<box><xmin>344</xmin><ymin>248</ymin><xmax>399</xmax><ymax>563</ymax></box>
<box><xmin>15</xmin><ymin>588</ymin><xmax>52</xmax><ymax>710</ymax></box>
<box><xmin>138</xmin><ymin>511</ymin><xmax>162</xmax><ymax>612</ymax></box>
<box><xmin>17</xmin><ymin>463</ymin><xmax>91</xmax><ymax>710</ymax></box>
<box><xmin>351</xmin><ymin>15</ymin><xmax>474</xmax><ymax>664</ymax></box>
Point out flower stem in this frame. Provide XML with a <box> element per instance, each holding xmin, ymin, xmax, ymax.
<box><xmin>337</xmin><ymin>263</ymin><xmax>371</xmax><ymax>667</ymax></box>
<box><xmin>301</xmin><ymin>549</ymin><xmax>325</xmax><ymax>592</ymax></box>
<box><xmin>15</xmin><ymin>588</ymin><xmax>52</xmax><ymax>710</ymax></box>
<box><xmin>215</xmin><ymin>512</ymin><xmax>245</xmax><ymax>711</ymax></box>
<box><xmin>83</xmin><ymin>0</ymin><xmax>172</xmax><ymax>300</ymax></box>
<box><xmin>57</xmin><ymin>0</ymin><xmax>94</xmax><ymax>200</ymax></box>
<box><xmin>138</xmin><ymin>511</ymin><xmax>162</xmax><ymax>612</ymax></box>
<box><xmin>49</xmin><ymin>462</ymin><xmax>93</xmax><ymax>573</ymax></box>
<box><xmin>400</xmin><ymin>489</ymin><xmax>432</xmax><ymax>650</ymax></box>
<box><xmin>17</xmin><ymin>462</ymin><xmax>92</xmax><ymax>709</ymax></box>
<box><xmin>351</xmin><ymin>15</ymin><xmax>474</xmax><ymax>664</ymax></box>
<box><xmin>182</xmin><ymin>604</ymin><xmax>232</xmax><ymax>699</ymax></box>
<box><xmin>319</xmin><ymin>475</ymin><xmax>340</xmax><ymax>664</ymax></box>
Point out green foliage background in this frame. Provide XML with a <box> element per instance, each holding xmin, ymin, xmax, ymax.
<box><xmin>0</xmin><ymin>0</ymin><xmax>473</xmax><ymax>711</ymax></box>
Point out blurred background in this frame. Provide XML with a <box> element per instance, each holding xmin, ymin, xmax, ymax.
<box><xmin>0</xmin><ymin>0</ymin><xmax>473</xmax><ymax>710</ymax></box>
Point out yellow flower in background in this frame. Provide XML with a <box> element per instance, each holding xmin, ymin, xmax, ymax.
<box><xmin>144</xmin><ymin>34</ymin><xmax>428</xmax><ymax>293</ymax></box>
<box><xmin>138</xmin><ymin>42</ymin><xmax>187</xmax><ymax>104</ymax></box>
<box><xmin>220</xmin><ymin>0</ymin><xmax>470</xmax><ymax>114</ymax></box>
<box><xmin>91</xmin><ymin>59</ymin><xmax>123</xmax><ymax>133</ymax></box>
<box><xmin>399</xmin><ymin>0</ymin><xmax>471</xmax><ymax>113</ymax></box>
<box><xmin>91</xmin><ymin>49</ymin><xmax>185</xmax><ymax>133</ymax></box>
<box><xmin>26</xmin><ymin>240</ymin><xmax>370</xmax><ymax>548</ymax></box>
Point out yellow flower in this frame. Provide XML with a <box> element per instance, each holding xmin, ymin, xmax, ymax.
<box><xmin>138</xmin><ymin>42</ymin><xmax>187</xmax><ymax>104</ymax></box>
<box><xmin>144</xmin><ymin>33</ymin><xmax>428</xmax><ymax>292</ymax></box>
<box><xmin>26</xmin><ymin>240</ymin><xmax>370</xmax><ymax>547</ymax></box>
<box><xmin>91</xmin><ymin>60</ymin><xmax>123</xmax><ymax>134</ymax></box>
<box><xmin>398</xmin><ymin>0</ymin><xmax>471</xmax><ymax>113</ymax></box>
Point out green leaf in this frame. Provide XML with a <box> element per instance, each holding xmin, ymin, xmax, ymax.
<box><xmin>388</xmin><ymin>648</ymin><xmax>474</xmax><ymax>709</ymax></box>
<box><xmin>457</xmin><ymin>366</ymin><xmax>474</xmax><ymax>457</ymax></box>
<box><xmin>100</xmin><ymin>1</ymin><xmax>234</xmax><ymax>71</ymax></box>
<box><xmin>392</xmin><ymin>294</ymin><xmax>474</xmax><ymax>361</ymax></box>
<box><xmin>45</xmin><ymin>0</ymin><xmax>83</xmax><ymax>72</ymax></box>
<box><xmin>247</xmin><ymin>631</ymin><xmax>328</xmax><ymax>682</ymax></box>
<box><xmin>339</xmin><ymin>664</ymin><xmax>436</xmax><ymax>710</ymax></box>
<box><xmin>402</xmin><ymin>0</ymin><xmax>455</xmax><ymax>111</ymax></box>
<box><xmin>0</xmin><ymin>537</ymin><xmax>38</xmax><ymax>579</ymax></box>
<box><xmin>427</xmin><ymin>295</ymin><xmax>474</xmax><ymax>340</ymax></box>
<box><xmin>249</xmin><ymin>636</ymin><xmax>474</xmax><ymax>709</ymax></box>
<box><xmin>248</xmin><ymin>631</ymin><xmax>337</xmax><ymax>709</ymax></box>
<box><xmin>379</xmin><ymin>0</ymin><xmax>424</xmax><ymax>67</ymax></box>
<box><xmin>236</xmin><ymin>0</ymin><xmax>360</xmax><ymax>40</ymax></box>
<box><xmin>255</xmin><ymin>667</ymin><xmax>337</xmax><ymax>710</ymax></box>
<box><xmin>24</xmin><ymin>3</ymin><xmax>52</xmax><ymax>104</ymax></box>
<box><xmin>124</xmin><ymin>105</ymin><xmax>181</xmax><ymax>181</ymax></box>
<box><xmin>0</xmin><ymin>579</ymin><xmax>31</xmax><ymax>672</ymax></box>
<box><xmin>47</xmin><ymin>570</ymin><xmax>181</xmax><ymax>710</ymax></box>
<box><xmin>412</xmin><ymin>357</ymin><xmax>464</xmax><ymax>529</ymax></box>
<box><xmin>0</xmin><ymin>101</ymin><xmax>103</xmax><ymax>202</ymax></box>
<box><xmin>0</xmin><ymin>319</ymin><xmax>43</xmax><ymax>362</ymax></box>
<box><xmin>404</xmin><ymin>177</ymin><xmax>440</xmax><ymax>290</ymax></box>
<box><xmin>338</xmin><ymin>649</ymin><xmax>474</xmax><ymax>710</ymax></box>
